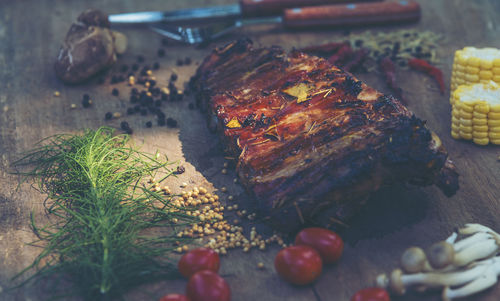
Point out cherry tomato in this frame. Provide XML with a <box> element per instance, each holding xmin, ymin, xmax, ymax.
<box><xmin>274</xmin><ymin>245</ymin><xmax>322</xmax><ymax>285</ymax></box>
<box><xmin>351</xmin><ymin>287</ymin><xmax>391</xmax><ymax>301</ymax></box>
<box><xmin>178</xmin><ymin>247</ymin><xmax>220</xmax><ymax>278</ymax></box>
<box><xmin>186</xmin><ymin>270</ymin><xmax>231</xmax><ymax>301</ymax></box>
<box><xmin>159</xmin><ymin>293</ymin><xmax>191</xmax><ymax>301</ymax></box>
<box><xmin>295</xmin><ymin>227</ymin><xmax>344</xmax><ymax>264</ymax></box>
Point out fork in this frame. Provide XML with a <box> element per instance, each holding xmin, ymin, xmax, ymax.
<box><xmin>149</xmin><ymin>16</ymin><xmax>282</xmax><ymax>45</ymax></box>
<box><xmin>148</xmin><ymin>0</ymin><xmax>421</xmax><ymax>45</ymax></box>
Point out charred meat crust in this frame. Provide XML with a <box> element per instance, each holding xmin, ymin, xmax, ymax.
<box><xmin>190</xmin><ymin>39</ymin><xmax>459</xmax><ymax>232</ymax></box>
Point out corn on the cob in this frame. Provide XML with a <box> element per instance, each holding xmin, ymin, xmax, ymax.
<box><xmin>450</xmin><ymin>47</ymin><xmax>500</xmax><ymax>104</ymax></box>
<box><xmin>451</xmin><ymin>81</ymin><xmax>500</xmax><ymax>145</ymax></box>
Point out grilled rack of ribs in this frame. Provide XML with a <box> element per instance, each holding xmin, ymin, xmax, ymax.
<box><xmin>190</xmin><ymin>39</ymin><xmax>458</xmax><ymax>232</ymax></box>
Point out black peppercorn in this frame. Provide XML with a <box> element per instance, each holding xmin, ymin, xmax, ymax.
<box><xmin>146</xmin><ymin>121</ymin><xmax>153</xmax><ymax>128</ymax></box>
<box><xmin>132</xmin><ymin>64</ymin><xmax>139</xmax><ymax>71</ymax></box>
<box><xmin>120</xmin><ymin>121</ymin><xmax>130</xmax><ymax>130</ymax></box>
<box><xmin>176</xmin><ymin>59</ymin><xmax>184</xmax><ymax>66</ymax></box>
<box><xmin>140</xmin><ymin>109</ymin><xmax>148</xmax><ymax>116</ymax></box>
<box><xmin>166</xmin><ymin>117</ymin><xmax>177</xmax><ymax>128</ymax></box>
<box><xmin>188</xmin><ymin>103</ymin><xmax>195</xmax><ymax>110</ymax></box>
<box><xmin>82</xmin><ymin>98</ymin><xmax>91</xmax><ymax>108</ymax></box>
<box><xmin>156</xmin><ymin>111</ymin><xmax>166</xmax><ymax>119</ymax></box>
<box><xmin>120</xmin><ymin>64</ymin><xmax>128</xmax><ymax>73</ymax></box>
<box><xmin>157</xmin><ymin>49</ymin><xmax>165</xmax><ymax>57</ymax></box>
<box><xmin>112</xmin><ymin>88</ymin><xmax>119</xmax><ymax>96</ymax></box>
<box><xmin>105</xmin><ymin>112</ymin><xmax>112</xmax><ymax>120</ymax></box>
<box><xmin>137</xmin><ymin>55</ymin><xmax>145</xmax><ymax>63</ymax></box>
<box><xmin>170</xmin><ymin>73</ymin><xmax>178</xmax><ymax>81</ymax></box>
<box><xmin>155</xmin><ymin>100</ymin><xmax>162</xmax><ymax>107</ymax></box>
<box><xmin>158</xmin><ymin>118</ymin><xmax>166</xmax><ymax>126</ymax></box>
<box><xmin>176</xmin><ymin>166</ymin><xmax>185</xmax><ymax>174</ymax></box>
<box><xmin>184</xmin><ymin>57</ymin><xmax>192</xmax><ymax>65</ymax></box>
<box><xmin>127</xmin><ymin>108</ymin><xmax>135</xmax><ymax>115</ymax></box>
<box><xmin>153</xmin><ymin>62</ymin><xmax>160</xmax><ymax>70</ymax></box>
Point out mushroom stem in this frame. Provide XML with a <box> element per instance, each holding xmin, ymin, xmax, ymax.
<box><xmin>442</xmin><ymin>268</ymin><xmax>497</xmax><ymax>301</ymax></box>
<box><xmin>453</xmin><ymin>238</ymin><xmax>499</xmax><ymax>267</ymax></box>
<box><xmin>453</xmin><ymin>232</ymin><xmax>493</xmax><ymax>252</ymax></box>
<box><xmin>459</xmin><ymin>224</ymin><xmax>500</xmax><ymax>241</ymax></box>
<box><xmin>446</xmin><ymin>232</ymin><xmax>458</xmax><ymax>244</ymax></box>
<box><xmin>391</xmin><ymin>264</ymin><xmax>489</xmax><ymax>292</ymax></box>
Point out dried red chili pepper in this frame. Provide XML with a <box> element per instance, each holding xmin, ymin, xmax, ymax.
<box><xmin>342</xmin><ymin>49</ymin><xmax>368</xmax><ymax>72</ymax></box>
<box><xmin>328</xmin><ymin>44</ymin><xmax>353</xmax><ymax>65</ymax></box>
<box><xmin>408</xmin><ymin>58</ymin><xmax>445</xmax><ymax>94</ymax></box>
<box><xmin>379</xmin><ymin>56</ymin><xmax>405</xmax><ymax>103</ymax></box>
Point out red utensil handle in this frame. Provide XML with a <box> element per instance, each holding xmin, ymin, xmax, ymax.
<box><xmin>240</xmin><ymin>0</ymin><xmax>382</xmax><ymax>16</ymax></box>
<box><xmin>283</xmin><ymin>0</ymin><xmax>421</xmax><ymax>28</ymax></box>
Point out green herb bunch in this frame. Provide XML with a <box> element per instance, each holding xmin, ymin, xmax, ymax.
<box><xmin>13</xmin><ymin>127</ymin><xmax>195</xmax><ymax>300</ymax></box>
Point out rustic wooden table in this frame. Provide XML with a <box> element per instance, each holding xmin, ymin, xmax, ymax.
<box><xmin>1</xmin><ymin>0</ymin><xmax>499</xmax><ymax>300</ymax></box>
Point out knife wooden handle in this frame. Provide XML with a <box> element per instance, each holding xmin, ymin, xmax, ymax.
<box><xmin>240</xmin><ymin>0</ymin><xmax>382</xmax><ymax>16</ymax></box>
<box><xmin>283</xmin><ymin>0</ymin><xmax>421</xmax><ymax>28</ymax></box>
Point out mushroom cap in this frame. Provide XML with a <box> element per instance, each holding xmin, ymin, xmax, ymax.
<box><xmin>401</xmin><ymin>246</ymin><xmax>428</xmax><ymax>273</ymax></box>
<box><xmin>426</xmin><ymin>241</ymin><xmax>455</xmax><ymax>269</ymax></box>
<box><xmin>55</xmin><ymin>26</ymin><xmax>116</xmax><ymax>84</ymax></box>
<box><xmin>389</xmin><ymin>269</ymin><xmax>406</xmax><ymax>295</ymax></box>
<box><xmin>375</xmin><ymin>273</ymin><xmax>389</xmax><ymax>288</ymax></box>
<box><xmin>77</xmin><ymin>9</ymin><xmax>110</xmax><ymax>28</ymax></box>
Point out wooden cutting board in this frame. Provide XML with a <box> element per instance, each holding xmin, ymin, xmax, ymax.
<box><xmin>0</xmin><ymin>0</ymin><xmax>499</xmax><ymax>300</ymax></box>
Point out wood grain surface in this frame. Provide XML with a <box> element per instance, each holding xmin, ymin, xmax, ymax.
<box><xmin>0</xmin><ymin>0</ymin><xmax>499</xmax><ymax>300</ymax></box>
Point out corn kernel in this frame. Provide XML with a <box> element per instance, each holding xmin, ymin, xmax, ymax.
<box><xmin>473</xmin><ymin>125</ymin><xmax>489</xmax><ymax>132</ymax></box>
<box><xmin>472</xmin><ymin>131</ymin><xmax>488</xmax><ymax>138</ymax></box>
<box><xmin>473</xmin><ymin>111</ymin><xmax>488</xmax><ymax>119</ymax></box>
<box><xmin>459</xmin><ymin>111</ymin><xmax>473</xmax><ymax>119</ymax></box>
<box><xmin>459</xmin><ymin>132</ymin><xmax>473</xmax><ymax>140</ymax></box>
<box><xmin>472</xmin><ymin>118</ymin><xmax>488</xmax><ymax>125</ymax></box>
<box><xmin>489</xmin><ymin>132</ymin><xmax>500</xmax><ymax>139</ymax></box>
<box><xmin>473</xmin><ymin>138</ymin><xmax>489</xmax><ymax>145</ymax></box>
<box><xmin>479</xmin><ymin>70</ymin><xmax>493</xmax><ymax>80</ymax></box>
<box><xmin>480</xmin><ymin>59</ymin><xmax>494</xmax><ymax>69</ymax></box>
<box><xmin>474</xmin><ymin>103</ymin><xmax>490</xmax><ymax>114</ymax></box>
<box><xmin>466</xmin><ymin>66</ymin><xmax>480</xmax><ymax>74</ymax></box>
<box><xmin>459</xmin><ymin>124</ymin><xmax>472</xmax><ymax>133</ymax></box>
<box><xmin>488</xmin><ymin>112</ymin><xmax>500</xmax><ymax>120</ymax></box>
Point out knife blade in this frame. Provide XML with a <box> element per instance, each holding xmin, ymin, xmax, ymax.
<box><xmin>108</xmin><ymin>0</ymin><xmax>382</xmax><ymax>25</ymax></box>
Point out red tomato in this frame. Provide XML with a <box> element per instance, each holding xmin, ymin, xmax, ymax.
<box><xmin>295</xmin><ymin>227</ymin><xmax>344</xmax><ymax>264</ymax></box>
<box><xmin>274</xmin><ymin>245</ymin><xmax>323</xmax><ymax>285</ymax></box>
<box><xmin>351</xmin><ymin>287</ymin><xmax>391</xmax><ymax>301</ymax></box>
<box><xmin>159</xmin><ymin>293</ymin><xmax>191</xmax><ymax>301</ymax></box>
<box><xmin>178</xmin><ymin>247</ymin><xmax>220</xmax><ymax>278</ymax></box>
<box><xmin>186</xmin><ymin>270</ymin><xmax>231</xmax><ymax>301</ymax></box>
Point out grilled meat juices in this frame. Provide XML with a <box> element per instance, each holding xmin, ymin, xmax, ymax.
<box><xmin>190</xmin><ymin>39</ymin><xmax>458</xmax><ymax>232</ymax></box>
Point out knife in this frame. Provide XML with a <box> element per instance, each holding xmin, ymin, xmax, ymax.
<box><xmin>149</xmin><ymin>1</ymin><xmax>421</xmax><ymax>44</ymax></box>
<box><xmin>108</xmin><ymin>0</ymin><xmax>382</xmax><ymax>25</ymax></box>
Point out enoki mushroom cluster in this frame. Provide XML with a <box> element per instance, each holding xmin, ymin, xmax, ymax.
<box><xmin>376</xmin><ymin>223</ymin><xmax>500</xmax><ymax>300</ymax></box>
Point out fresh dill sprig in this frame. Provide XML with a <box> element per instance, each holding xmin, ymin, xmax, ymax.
<box><xmin>12</xmin><ymin>127</ymin><xmax>196</xmax><ymax>300</ymax></box>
